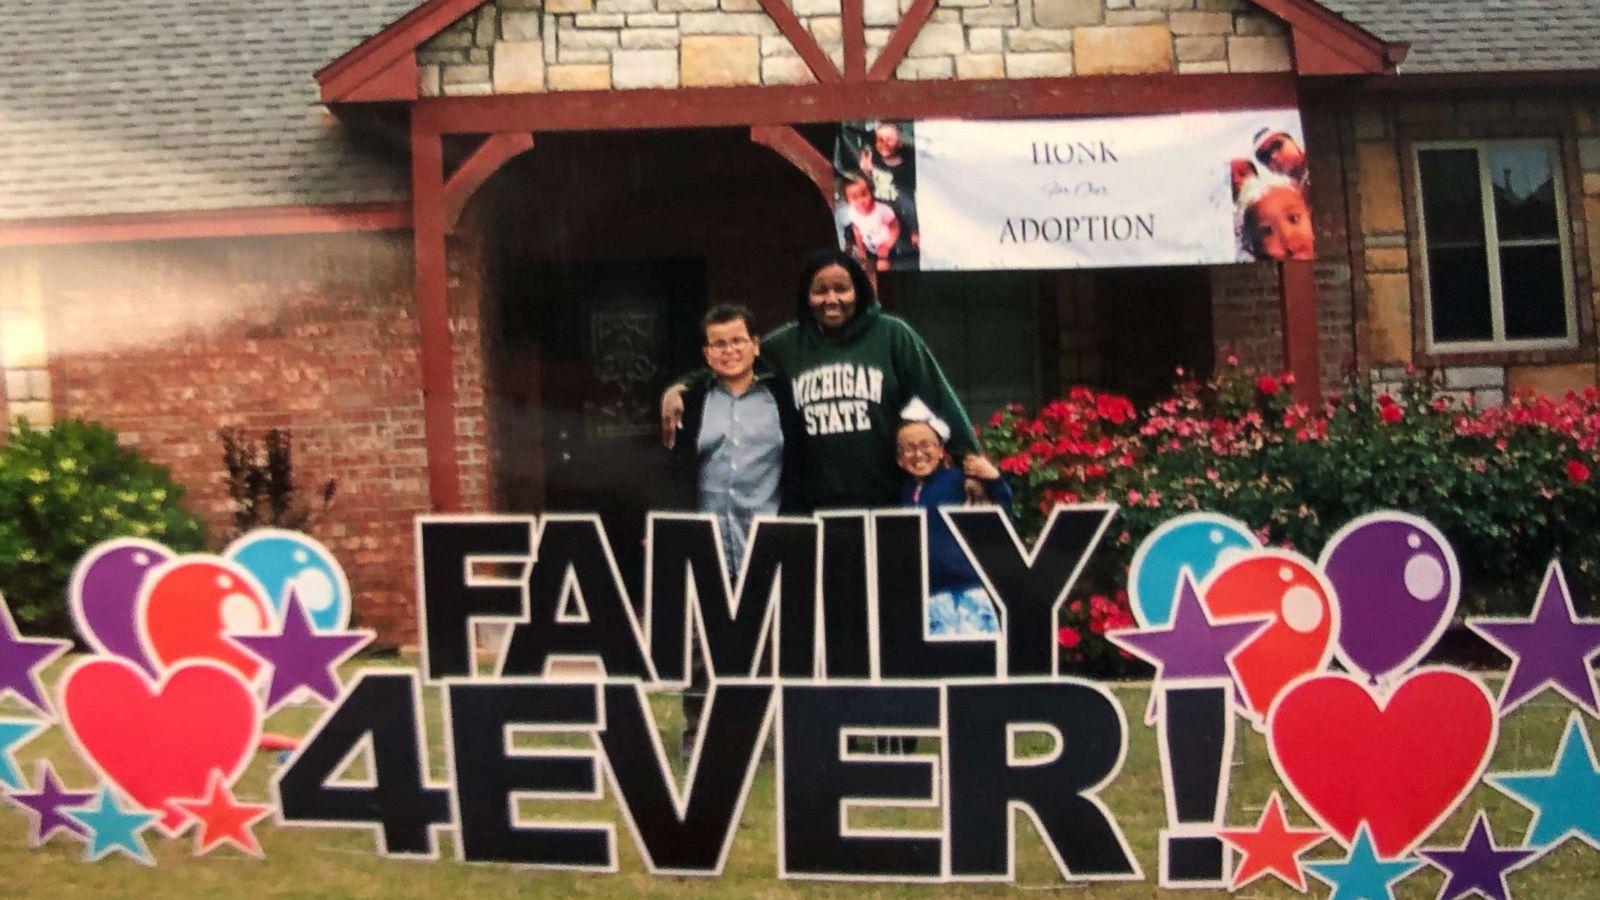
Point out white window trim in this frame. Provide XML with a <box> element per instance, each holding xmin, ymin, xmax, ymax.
<box><xmin>1414</xmin><ymin>138</ymin><xmax>1578</xmax><ymax>355</ymax></box>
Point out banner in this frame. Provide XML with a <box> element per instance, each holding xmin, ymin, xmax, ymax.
<box><xmin>833</xmin><ymin>111</ymin><xmax>1313</xmax><ymax>272</ymax></box>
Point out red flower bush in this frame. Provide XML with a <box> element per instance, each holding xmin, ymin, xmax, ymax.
<box><xmin>983</xmin><ymin>358</ymin><xmax>1600</xmax><ymax>672</ymax></box>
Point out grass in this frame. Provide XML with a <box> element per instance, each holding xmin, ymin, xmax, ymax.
<box><xmin>2</xmin><ymin>660</ymin><xmax>1598</xmax><ymax>898</ymax></box>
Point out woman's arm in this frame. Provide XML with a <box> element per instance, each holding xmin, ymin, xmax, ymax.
<box><xmin>890</xmin><ymin>319</ymin><xmax>980</xmax><ymax>459</ymax></box>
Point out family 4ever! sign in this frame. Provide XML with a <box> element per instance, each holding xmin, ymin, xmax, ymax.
<box><xmin>1</xmin><ymin>509</ymin><xmax>1598</xmax><ymax>897</ymax></box>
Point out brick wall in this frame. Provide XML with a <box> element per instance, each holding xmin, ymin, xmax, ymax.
<box><xmin>416</xmin><ymin>0</ymin><xmax>1291</xmax><ymax>94</ymax></box>
<box><xmin>25</xmin><ymin>230</ymin><xmax>490</xmax><ymax>646</ymax></box>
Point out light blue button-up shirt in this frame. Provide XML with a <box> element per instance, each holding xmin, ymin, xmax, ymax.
<box><xmin>697</xmin><ymin>378</ymin><xmax>784</xmax><ymax>574</ymax></box>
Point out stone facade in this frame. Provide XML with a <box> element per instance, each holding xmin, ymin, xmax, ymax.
<box><xmin>417</xmin><ymin>0</ymin><xmax>1292</xmax><ymax>95</ymax></box>
<box><xmin>1348</xmin><ymin>93</ymin><xmax>1600</xmax><ymax>394</ymax></box>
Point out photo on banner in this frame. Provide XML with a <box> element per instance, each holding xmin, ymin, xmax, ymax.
<box><xmin>833</xmin><ymin>120</ymin><xmax>922</xmax><ymax>272</ymax></box>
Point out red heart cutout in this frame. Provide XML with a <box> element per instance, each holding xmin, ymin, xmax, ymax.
<box><xmin>59</xmin><ymin>658</ymin><xmax>261</xmax><ymax>835</ymax></box>
<box><xmin>1267</xmin><ymin>669</ymin><xmax>1495</xmax><ymax>858</ymax></box>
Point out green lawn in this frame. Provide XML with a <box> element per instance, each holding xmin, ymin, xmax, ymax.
<box><xmin>2</xmin><ymin>662</ymin><xmax>1596</xmax><ymax>898</ymax></box>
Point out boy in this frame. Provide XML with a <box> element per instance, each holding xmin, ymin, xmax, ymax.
<box><xmin>896</xmin><ymin>398</ymin><xmax>1012</xmax><ymax>636</ymax></box>
<box><xmin>665</xmin><ymin>304</ymin><xmax>805</xmax><ymax>764</ymax></box>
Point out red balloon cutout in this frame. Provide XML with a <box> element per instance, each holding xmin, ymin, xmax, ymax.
<box><xmin>1201</xmin><ymin>551</ymin><xmax>1338</xmax><ymax>723</ymax></box>
<box><xmin>141</xmin><ymin>559</ymin><xmax>272</xmax><ymax>681</ymax></box>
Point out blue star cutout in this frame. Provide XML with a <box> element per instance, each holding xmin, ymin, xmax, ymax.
<box><xmin>65</xmin><ymin>786</ymin><xmax>159</xmax><ymax>865</ymax></box>
<box><xmin>1305</xmin><ymin>825</ymin><xmax>1423</xmax><ymax>900</ymax></box>
<box><xmin>0</xmin><ymin>718</ymin><xmax>46</xmax><ymax>789</ymax></box>
<box><xmin>1489</xmin><ymin>712</ymin><xmax>1600</xmax><ymax>849</ymax></box>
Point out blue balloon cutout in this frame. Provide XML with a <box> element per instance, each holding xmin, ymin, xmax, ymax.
<box><xmin>1128</xmin><ymin>513</ymin><xmax>1259</xmax><ymax>627</ymax></box>
<box><xmin>224</xmin><ymin>529</ymin><xmax>351</xmax><ymax>632</ymax></box>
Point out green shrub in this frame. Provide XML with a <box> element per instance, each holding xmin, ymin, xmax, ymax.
<box><xmin>983</xmin><ymin>362</ymin><xmax>1600</xmax><ymax>670</ymax></box>
<box><xmin>0</xmin><ymin>419</ymin><xmax>206</xmax><ymax>635</ymax></box>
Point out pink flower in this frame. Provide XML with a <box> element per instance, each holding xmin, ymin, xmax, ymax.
<box><xmin>1256</xmin><ymin>375</ymin><xmax>1280</xmax><ymax>396</ymax></box>
<box><xmin>1057</xmin><ymin>627</ymin><xmax>1082</xmax><ymax>649</ymax></box>
<box><xmin>1569</xmin><ymin>459</ymin><xmax>1591</xmax><ymax>484</ymax></box>
<box><xmin>1381</xmin><ymin>404</ymin><xmax>1403</xmax><ymax>425</ymax></box>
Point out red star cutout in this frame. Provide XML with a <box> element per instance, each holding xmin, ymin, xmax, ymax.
<box><xmin>1219</xmin><ymin>792</ymin><xmax>1327</xmax><ymax>891</ymax></box>
<box><xmin>173</xmin><ymin>770</ymin><xmax>271</xmax><ymax>858</ymax></box>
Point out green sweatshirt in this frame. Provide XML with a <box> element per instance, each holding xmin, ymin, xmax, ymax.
<box><xmin>758</xmin><ymin>296</ymin><xmax>979</xmax><ymax>509</ymax></box>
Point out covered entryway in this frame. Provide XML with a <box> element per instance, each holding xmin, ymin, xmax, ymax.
<box><xmin>472</xmin><ymin>128</ymin><xmax>834</xmax><ymax>585</ymax></box>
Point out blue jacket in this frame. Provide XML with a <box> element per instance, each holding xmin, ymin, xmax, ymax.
<box><xmin>901</xmin><ymin>467</ymin><xmax>1015</xmax><ymax>595</ymax></box>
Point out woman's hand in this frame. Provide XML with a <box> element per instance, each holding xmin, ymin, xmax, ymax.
<box><xmin>660</xmin><ymin>384</ymin><xmax>687</xmax><ymax>448</ymax></box>
<box><xmin>963</xmin><ymin>454</ymin><xmax>1001</xmax><ymax>481</ymax></box>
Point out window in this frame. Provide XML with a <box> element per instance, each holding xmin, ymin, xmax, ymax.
<box><xmin>1415</xmin><ymin>140</ymin><xmax>1575</xmax><ymax>352</ymax></box>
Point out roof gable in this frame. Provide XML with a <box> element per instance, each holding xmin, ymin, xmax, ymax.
<box><xmin>318</xmin><ymin>0</ymin><xmax>1402</xmax><ymax>104</ymax></box>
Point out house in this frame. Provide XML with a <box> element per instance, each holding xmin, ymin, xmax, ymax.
<box><xmin>1</xmin><ymin>0</ymin><xmax>1594</xmax><ymax>643</ymax></box>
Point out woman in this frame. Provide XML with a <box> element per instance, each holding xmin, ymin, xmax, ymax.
<box><xmin>663</xmin><ymin>250</ymin><xmax>980</xmax><ymax>509</ymax></box>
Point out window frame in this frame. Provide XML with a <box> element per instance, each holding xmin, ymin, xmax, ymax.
<box><xmin>1413</xmin><ymin>137</ymin><xmax>1578</xmax><ymax>354</ymax></box>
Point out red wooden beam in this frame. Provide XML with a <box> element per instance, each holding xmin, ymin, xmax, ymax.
<box><xmin>317</xmin><ymin>0</ymin><xmax>484</xmax><ymax>102</ymax></box>
<box><xmin>1247</xmin><ymin>0</ymin><xmax>1405</xmax><ymax>75</ymax></box>
<box><xmin>1280</xmin><ymin>259</ymin><xmax>1322</xmax><ymax>404</ymax></box>
<box><xmin>411</xmin><ymin>113</ymin><xmax>463</xmax><ymax>513</ymax></box>
<box><xmin>841</xmin><ymin>0</ymin><xmax>866</xmax><ymax>81</ymax></box>
<box><xmin>341</xmin><ymin>56</ymin><xmax>420</xmax><ymax>103</ymax></box>
<box><xmin>443</xmin><ymin>133</ymin><xmax>536</xmax><ymax>232</ymax></box>
<box><xmin>0</xmin><ymin>203</ymin><xmax>410</xmax><ymax>248</ymax></box>
<box><xmin>414</xmin><ymin>73</ymin><xmax>1300</xmax><ymax>135</ymax></box>
<box><xmin>867</xmin><ymin>0</ymin><xmax>937</xmax><ymax>81</ymax></box>
<box><xmin>751</xmin><ymin>125</ymin><xmax>834</xmax><ymax>206</ymax></box>
<box><xmin>754</xmin><ymin>0</ymin><xmax>842</xmax><ymax>85</ymax></box>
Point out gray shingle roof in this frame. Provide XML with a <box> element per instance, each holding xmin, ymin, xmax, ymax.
<box><xmin>0</xmin><ymin>0</ymin><xmax>417</xmax><ymax>222</ymax></box>
<box><xmin>4</xmin><ymin>1</ymin><xmax>1598</xmax><ymax>223</ymax></box>
<box><xmin>1322</xmin><ymin>0</ymin><xmax>1600</xmax><ymax>74</ymax></box>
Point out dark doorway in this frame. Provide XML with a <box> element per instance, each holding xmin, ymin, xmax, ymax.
<box><xmin>499</xmin><ymin>258</ymin><xmax>707</xmax><ymax>592</ymax></box>
<box><xmin>883</xmin><ymin>270</ymin><xmax>1048</xmax><ymax>425</ymax></box>
<box><xmin>1055</xmin><ymin>267</ymin><xmax>1213</xmax><ymax>408</ymax></box>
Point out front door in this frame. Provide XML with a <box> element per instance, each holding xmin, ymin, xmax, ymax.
<box><xmin>523</xmin><ymin>259</ymin><xmax>707</xmax><ymax>594</ymax></box>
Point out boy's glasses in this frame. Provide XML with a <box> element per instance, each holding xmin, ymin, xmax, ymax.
<box><xmin>707</xmin><ymin>337</ymin><xmax>752</xmax><ymax>351</ymax></box>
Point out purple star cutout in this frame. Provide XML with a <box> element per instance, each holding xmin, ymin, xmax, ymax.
<box><xmin>1107</xmin><ymin>570</ymin><xmax>1270</xmax><ymax>681</ymax></box>
<box><xmin>234</xmin><ymin>592</ymin><xmax>371</xmax><ymax>712</ymax></box>
<box><xmin>1420</xmin><ymin>811</ymin><xmax>1538</xmax><ymax>900</ymax></box>
<box><xmin>1468</xmin><ymin>562</ymin><xmax>1600</xmax><ymax>716</ymax></box>
<box><xmin>0</xmin><ymin>600</ymin><xmax>69</xmax><ymax>715</ymax></box>
<box><xmin>7</xmin><ymin>760</ymin><xmax>93</xmax><ymax>846</ymax></box>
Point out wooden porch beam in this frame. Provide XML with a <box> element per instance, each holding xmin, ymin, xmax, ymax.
<box><xmin>750</xmin><ymin>125</ymin><xmax>834</xmax><ymax>207</ymax></box>
<box><xmin>411</xmin><ymin>112</ymin><xmax>463</xmax><ymax>513</ymax></box>
<box><xmin>1280</xmin><ymin>258</ymin><xmax>1322</xmax><ymax>405</ymax></box>
<box><xmin>755</xmin><ymin>0</ymin><xmax>843</xmax><ymax>84</ymax></box>
<box><xmin>443</xmin><ymin>132</ymin><xmax>536</xmax><ymax>232</ymax></box>
<box><xmin>842</xmin><ymin>0</ymin><xmax>866</xmax><ymax>81</ymax></box>
<box><xmin>414</xmin><ymin>73</ymin><xmax>1300</xmax><ymax>135</ymax></box>
<box><xmin>867</xmin><ymin>0</ymin><xmax>937</xmax><ymax>81</ymax></box>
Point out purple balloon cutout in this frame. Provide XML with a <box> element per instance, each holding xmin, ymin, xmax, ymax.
<box><xmin>69</xmin><ymin>539</ymin><xmax>171</xmax><ymax>678</ymax></box>
<box><xmin>1319</xmin><ymin>513</ymin><xmax>1460</xmax><ymax>682</ymax></box>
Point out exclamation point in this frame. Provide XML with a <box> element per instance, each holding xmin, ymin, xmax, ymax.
<box><xmin>1157</xmin><ymin>682</ymin><xmax>1234</xmax><ymax>888</ymax></box>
